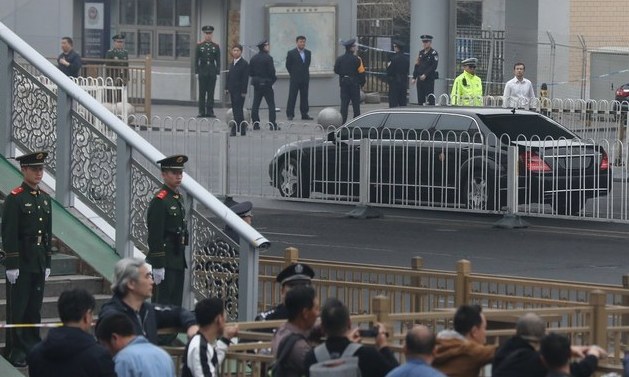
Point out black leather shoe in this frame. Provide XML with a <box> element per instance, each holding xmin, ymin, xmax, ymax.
<box><xmin>197</xmin><ymin>113</ymin><xmax>206</xmax><ymax>118</ymax></box>
<box><xmin>207</xmin><ymin>113</ymin><xmax>216</xmax><ymax>118</ymax></box>
<box><xmin>287</xmin><ymin>116</ymin><xmax>294</xmax><ymax>121</ymax></box>
<box><xmin>301</xmin><ymin>115</ymin><xmax>314</xmax><ymax>120</ymax></box>
<box><xmin>11</xmin><ymin>359</ymin><xmax>27</xmax><ymax>368</ymax></box>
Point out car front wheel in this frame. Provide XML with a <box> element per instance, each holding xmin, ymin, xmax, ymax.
<box><xmin>277</xmin><ymin>157</ymin><xmax>310</xmax><ymax>198</ymax></box>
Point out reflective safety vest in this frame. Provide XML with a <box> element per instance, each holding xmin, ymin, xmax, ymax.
<box><xmin>450</xmin><ymin>71</ymin><xmax>483</xmax><ymax>106</ymax></box>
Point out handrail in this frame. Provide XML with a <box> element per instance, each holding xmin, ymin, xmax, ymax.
<box><xmin>0</xmin><ymin>21</ymin><xmax>269</xmax><ymax>250</ymax></box>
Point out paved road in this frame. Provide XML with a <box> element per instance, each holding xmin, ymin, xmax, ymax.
<box><xmin>231</xmin><ymin>197</ymin><xmax>629</xmax><ymax>286</ymax></box>
<box><xmin>149</xmin><ymin>104</ymin><xmax>629</xmax><ymax>286</ymax></box>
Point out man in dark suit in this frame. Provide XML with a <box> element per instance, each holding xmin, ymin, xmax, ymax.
<box><xmin>250</xmin><ymin>39</ymin><xmax>278</xmax><ymax>131</ymax></box>
<box><xmin>285</xmin><ymin>36</ymin><xmax>313</xmax><ymax>121</ymax></box>
<box><xmin>386</xmin><ymin>40</ymin><xmax>410</xmax><ymax>108</ymax></box>
<box><xmin>226</xmin><ymin>44</ymin><xmax>250</xmax><ymax>136</ymax></box>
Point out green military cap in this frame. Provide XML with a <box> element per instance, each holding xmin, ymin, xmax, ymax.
<box><xmin>16</xmin><ymin>151</ymin><xmax>48</xmax><ymax>166</ymax></box>
<box><xmin>157</xmin><ymin>154</ymin><xmax>188</xmax><ymax>170</ymax></box>
<box><xmin>202</xmin><ymin>25</ymin><xmax>214</xmax><ymax>34</ymax></box>
<box><xmin>420</xmin><ymin>34</ymin><xmax>434</xmax><ymax>42</ymax></box>
<box><xmin>112</xmin><ymin>34</ymin><xmax>125</xmax><ymax>41</ymax></box>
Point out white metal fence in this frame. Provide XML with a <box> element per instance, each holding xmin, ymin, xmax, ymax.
<box><xmin>129</xmin><ymin>96</ymin><xmax>629</xmax><ymax>222</ymax></box>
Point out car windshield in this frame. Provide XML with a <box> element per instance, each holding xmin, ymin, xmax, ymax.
<box><xmin>478</xmin><ymin>114</ymin><xmax>576</xmax><ymax>140</ymax></box>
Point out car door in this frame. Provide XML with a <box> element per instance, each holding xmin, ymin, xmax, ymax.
<box><xmin>320</xmin><ymin>113</ymin><xmax>386</xmax><ymax>199</ymax></box>
<box><xmin>374</xmin><ymin>112</ymin><xmax>438</xmax><ymax>205</ymax></box>
<box><xmin>432</xmin><ymin>114</ymin><xmax>481</xmax><ymax>205</ymax></box>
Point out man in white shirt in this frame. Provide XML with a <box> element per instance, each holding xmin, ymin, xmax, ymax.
<box><xmin>183</xmin><ymin>298</ymin><xmax>239</xmax><ymax>377</ymax></box>
<box><xmin>503</xmin><ymin>62</ymin><xmax>535</xmax><ymax>108</ymax></box>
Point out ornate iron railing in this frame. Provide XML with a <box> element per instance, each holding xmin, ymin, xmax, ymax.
<box><xmin>0</xmin><ymin>22</ymin><xmax>269</xmax><ymax>321</ymax></box>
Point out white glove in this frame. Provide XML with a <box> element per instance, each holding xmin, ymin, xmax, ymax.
<box><xmin>153</xmin><ymin>268</ymin><xmax>165</xmax><ymax>285</ymax></box>
<box><xmin>6</xmin><ymin>269</ymin><xmax>19</xmax><ymax>284</ymax></box>
<box><xmin>45</xmin><ymin>268</ymin><xmax>51</xmax><ymax>281</ymax></box>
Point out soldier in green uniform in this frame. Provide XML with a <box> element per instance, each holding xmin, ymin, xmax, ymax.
<box><xmin>2</xmin><ymin>151</ymin><xmax>52</xmax><ymax>367</ymax></box>
<box><xmin>104</xmin><ymin>34</ymin><xmax>129</xmax><ymax>86</ymax></box>
<box><xmin>146</xmin><ymin>154</ymin><xmax>189</xmax><ymax>307</ymax></box>
<box><xmin>195</xmin><ymin>25</ymin><xmax>221</xmax><ymax>118</ymax></box>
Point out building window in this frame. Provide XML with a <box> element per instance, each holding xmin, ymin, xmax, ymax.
<box><xmin>457</xmin><ymin>1</ymin><xmax>482</xmax><ymax>29</ymax></box>
<box><xmin>119</xmin><ymin>0</ymin><xmax>191</xmax><ymax>60</ymax></box>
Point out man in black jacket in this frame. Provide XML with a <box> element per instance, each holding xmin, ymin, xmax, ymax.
<box><xmin>250</xmin><ymin>39</ymin><xmax>278</xmax><ymax>131</ymax></box>
<box><xmin>27</xmin><ymin>288</ymin><xmax>116</xmax><ymax>377</ymax></box>
<box><xmin>98</xmin><ymin>257</ymin><xmax>198</xmax><ymax>344</ymax></box>
<box><xmin>285</xmin><ymin>36</ymin><xmax>313</xmax><ymax>121</ymax></box>
<box><xmin>412</xmin><ymin>35</ymin><xmax>439</xmax><ymax>105</ymax></box>
<box><xmin>386</xmin><ymin>40</ymin><xmax>410</xmax><ymax>108</ymax></box>
<box><xmin>57</xmin><ymin>37</ymin><xmax>82</xmax><ymax>77</ymax></box>
<box><xmin>492</xmin><ymin>312</ymin><xmax>605</xmax><ymax>377</ymax></box>
<box><xmin>226</xmin><ymin>44</ymin><xmax>250</xmax><ymax>136</ymax></box>
<box><xmin>303</xmin><ymin>298</ymin><xmax>398</xmax><ymax>377</ymax></box>
<box><xmin>334</xmin><ymin>39</ymin><xmax>366</xmax><ymax>124</ymax></box>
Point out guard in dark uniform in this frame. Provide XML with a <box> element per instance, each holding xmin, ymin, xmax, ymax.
<box><xmin>195</xmin><ymin>26</ymin><xmax>221</xmax><ymax>118</ymax></box>
<box><xmin>412</xmin><ymin>35</ymin><xmax>439</xmax><ymax>105</ymax></box>
<box><xmin>255</xmin><ymin>263</ymin><xmax>314</xmax><ymax>321</ymax></box>
<box><xmin>224</xmin><ymin>201</ymin><xmax>253</xmax><ymax>244</ymax></box>
<box><xmin>386</xmin><ymin>40</ymin><xmax>410</xmax><ymax>108</ymax></box>
<box><xmin>250</xmin><ymin>39</ymin><xmax>278</xmax><ymax>131</ymax></box>
<box><xmin>146</xmin><ymin>155</ymin><xmax>189</xmax><ymax>307</ymax></box>
<box><xmin>2</xmin><ymin>151</ymin><xmax>52</xmax><ymax>367</ymax></box>
<box><xmin>334</xmin><ymin>38</ymin><xmax>366</xmax><ymax>124</ymax></box>
<box><xmin>104</xmin><ymin>33</ymin><xmax>129</xmax><ymax>86</ymax></box>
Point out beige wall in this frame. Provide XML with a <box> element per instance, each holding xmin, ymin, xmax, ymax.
<box><xmin>569</xmin><ymin>0</ymin><xmax>629</xmax><ymax>96</ymax></box>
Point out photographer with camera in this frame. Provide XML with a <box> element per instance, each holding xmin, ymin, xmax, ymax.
<box><xmin>303</xmin><ymin>298</ymin><xmax>398</xmax><ymax>377</ymax></box>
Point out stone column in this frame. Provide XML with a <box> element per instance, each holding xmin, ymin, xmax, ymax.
<box><xmin>409</xmin><ymin>0</ymin><xmax>452</xmax><ymax>104</ymax></box>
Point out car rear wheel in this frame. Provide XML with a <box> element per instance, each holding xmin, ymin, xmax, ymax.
<box><xmin>277</xmin><ymin>157</ymin><xmax>310</xmax><ymax>198</ymax></box>
<box><xmin>461</xmin><ymin>170</ymin><xmax>496</xmax><ymax>211</ymax></box>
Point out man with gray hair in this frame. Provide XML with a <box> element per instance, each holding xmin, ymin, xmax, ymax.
<box><xmin>386</xmin><ymin>325</ymin><xmax>445</xmax><ymax>377</ymax></box>
<box><xmin>98</xmin><ymin>257</ymin><xmax>198</xmax><ymax>344</ymax></box>
<box><xmin>492</xmin><ymin>312</ymin><xmax>604</xmax><ymax>377</ymax></box>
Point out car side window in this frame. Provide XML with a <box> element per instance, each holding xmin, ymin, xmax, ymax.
<box><xmin>341</xmin><ymin>113</ymin><xmax>387</xmax><ymax>139</ymax></box>
<box><xmin>434</xmin><ymin>114</ymin><xmax>480</xmax><ymax>142</ymax></box>
<box><xmin>381</xmin><ymin>113</ymin><xmax>438</xmax><ymax>140</ymax></box>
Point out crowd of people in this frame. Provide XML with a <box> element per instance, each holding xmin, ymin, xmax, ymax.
<box><xmin>55</xmin><ymin>28</ymin><xmax>543</xmax><ymax>137</ymax></box>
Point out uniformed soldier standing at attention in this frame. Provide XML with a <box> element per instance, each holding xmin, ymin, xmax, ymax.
<box><xmin>255</xmin><ymin>263</ymin><xmax>314</xmax><ymax>321</ymax></box>
<box><xmin>386</xmin><ymin>40</ymin><xmax>410</xmax><ymax>108</ymax></box>
<box><xmin>2</xmin><ymin>151</ymin><xmax>52</xmax><ymax>367</ymax></box>
<box><xmin>412</xmin><ymin>35</ymin><xmax>439</xmax><ymax>105</ymax></box>
<box><xmin>146</xmin><ymin>155</ymin><xmax>189</xmax><ymax>307</ymax></box>
<box><xmin>334</xmin><ymin>38</ymin><xmax>366</xmax><ymax>124</ymax></box>
<box><xmin>450</xmin><ymin>57</ymin><xmax>483</xmax><ymax>106</ymax></box>
<box><xmin>104</xmin><ymin>33</ymin><xmax>129</xmax><ymax>86</ymax></box>
<box><xmin>195</xmin><ymin>26</ymin><xmax>221</xmax><ymax>118</ymax></box>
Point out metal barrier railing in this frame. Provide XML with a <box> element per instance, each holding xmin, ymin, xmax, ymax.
<box><xmin>0</xmin><ymin>22</ymin><xmax>268</xmax><ymax>321</ymax></box>
<box><xmin>160</xmin><ymin>298</ymin><xmax>624</xmax><ymax>374</ymax></box>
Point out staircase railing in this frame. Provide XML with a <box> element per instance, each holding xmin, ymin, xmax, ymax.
<box><xmin>0</xmin><ymin>22</ymin><xmax>268</xmax><ymax>321</ymax></box>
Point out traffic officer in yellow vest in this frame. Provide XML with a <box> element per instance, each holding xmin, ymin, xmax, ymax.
<box><xmin>146</xmin><ymin>155</ymin><xmax>189</xmax><ymax>307</ymax></box>
<box><xmin>450</xmin><ymin>58</ymin><xmax>483</xmax><ymax>106</ymax></box>
<box><xmin>195</xmin><ymin>25</ymin><xmax>221</xmax><ymax>118</ymax></box>
<box><xmin>104</xmin><ymin>33</ymin><xmax>129</xmax><ymax>86</ymax></box>
<box><xmin>2</xmin><ymin>151</ymin><xmax>52</xmax><ymax>367</ymax></box>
